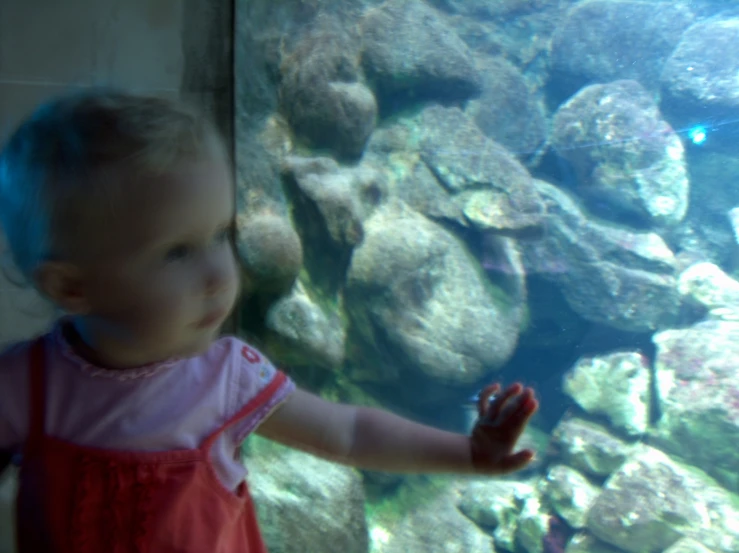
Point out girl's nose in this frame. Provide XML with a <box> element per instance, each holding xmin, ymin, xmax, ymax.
<box><xmin>204</xmin><ymin>253</ymin><xmax>235</xmax><ymax>296</ymax></box>
<box><xmin>205</xmin><ymin>271</ymin><xmax>226</xmax><ymax>296</ymax></box>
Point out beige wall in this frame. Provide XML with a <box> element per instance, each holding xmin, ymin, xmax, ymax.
<box><xmin>0</xmin><ymin>0</ymin><xmax>185</xmax><ymax>349</ymax></box>
<box><xmin>0</xmin><ymin>1</ymin><xmax>194</xmax><ymax>550</ymax></box>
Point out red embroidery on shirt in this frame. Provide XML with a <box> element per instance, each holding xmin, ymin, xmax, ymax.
<box><xmin>241</xmin><ymin>345</ymin><xmax>261</xmax><ymax>364</ymax></box>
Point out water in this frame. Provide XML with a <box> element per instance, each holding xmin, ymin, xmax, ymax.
<box><xmin>236</xmin><ymin>1</ymin><xmax>739</xmax><ymax>552</ymax></box>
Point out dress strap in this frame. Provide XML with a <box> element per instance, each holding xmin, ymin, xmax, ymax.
<box><xmin>28</xmin><ymin>337</ymin><xmax>47</xmax><ymax>443</ymax></box>
<box><xmin>200</xmin><ymin>371</ymin><xmax>288</xmax><ymax>453</ymax></box>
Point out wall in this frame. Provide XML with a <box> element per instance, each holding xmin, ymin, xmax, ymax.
<box><xmin>0</xmin><ymin>1</ymin><xmax>233</xmax><ymax>549</ymax></box>
<box><xmin>0</xmin><ymin>0</ymin><xmax>185</xmax><ymax>348</ymax></box>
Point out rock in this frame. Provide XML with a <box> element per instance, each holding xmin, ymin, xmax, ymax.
<box><xmin>677</xmin><ymin>262</ymin><xmax>739</xmax><ymax>318</ymax></box>
<box><xmin>549</xmin><ymin>0</ymin><xmax>694</xmax><ymax>98</ymax></box>
<box><xmin>246</xmin><ymin>436</ymin><xmax>369</xmax><ymax>553</ymax></box>
<box><xmin>520</xmin><ymin>180</ymin><xmax>681</xmax><ymax>332</ymax></box>
<box><xmin>660</xmin><ymin>153</ymin><xmax>739</xmax><ymax>273</ymax></box>
<box><xmin>429</xmin><ymin>0</ymin><xmax>560</xmax><ymax>19</ymax></box>
<box><xmin>551</xmin><ymin>79</ymin><xmax>689</xmax><ymax>228</ymax></box>
<box><xmin>346</xmin><ymin>201</ymin><xmax>524</xmax><ymax>390</ymax></box>
<box><xmin>457</xmin><ymin>479</ymin><xmax>538</xmax><ymax>552</ymax></box>
<box><xmin>728</xmin><ymin>207</ymin><xmax>739</xmax><ymax>244</ymax></box>
<box><xmin>565</xmin><ymin>532</ymin><xmax>627</xmax><ymax>553</ymax></box>
<box><xmin>235</xmin><ymin>211</ymin><xmax>303</xmax><ymax>295</ymax></box>
<box><xmin>235</xmin><ymin>124</ymin><xmax>291</xmax><ymax>216</ymax></box>
<box><xmin>586</xmin><ymin>445</ymin><xmax>739</xmax><ymax>553</ymax></box>
<box><xmin>517</xmin><ymin>494</ymin><xmax>554</xmax><ymax>553</ymax></box>
<box><xmin>370</xmin><ymin>491</ymin><xmax>494</xmax><ymax>553</ymax></box>
<box><xmin>360</xmin><ymin>0</ymin><xmax>482</xmax><ymax>112</ymax></box>
<box><xmin>563</xmin><ymin>351</ymin><xmax>652</xmax><ymax>437</ymax></box>
<box><xmin>438</xmin><ymin>0</ymin><xmax>567</xmax><ymax>81</ymax></box>
<box><xmin>466</xmin><ymin>55</ymin><xmax>547</xmax><ymax>164</ymax></box>
<box><xmin>663</xmin><ymin>537</ymin><xmax>717</xmax><ymax>553</ymax></box>
<box><xmin>418</xmin><ymin>105</ymin><xmax>546</xmax><ymax>237</ymax></box>
<box><xmin>366</xmin><ymin>104</ymin><xmax>547</xmax><ymax>238</ymax></box>
<box><xmin>264</xmin><ymin>280</ymin><xmax>346</xmax><ymax>369</ymax></box>
<box><xmin>282</xmin><ymin>156</ymin><xmax>387</xmax><ymax>249</ymax></box>
<box><xmin>390</xmin><ymin>156</ymin><xmax>467</xmax><ymax>225</ymax></box>
<box><xmin>550</xmin><ymin>418</ymin><xmax>635</xmax><ymax>478</ymax></box>
<box><xmin>278</xmin><ymin>23</ymin><xmax>377</xmax><ymax>160</ymax></box>
<box><xmin>651</xmin><ymin>314</ymin><xmax>739</xmax><ymax>492</ymax></box>
<box><xmin>541</xmin><ymin>465</ymin><xmax>600</xmax><ymax>530</ymax></box>
<box><xmin>661</xmin><ymin>17</ymin><xmax>739</xmax><ymax>151</ymax></box>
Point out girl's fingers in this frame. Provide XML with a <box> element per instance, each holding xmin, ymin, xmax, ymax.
<box><xmin>477</xmin><ymin>383</ymin><xmax>501</xmax><ymax>416</ymax></box>
<box><xmin>498</xmin><ymin>449</ymin><xmax>536</xmax><ymax>472</ymax></box>
<box><xmin>487</xmin><ymin>383</ymin><xmax>523</xmax><ymax>420</ymax></box>
<box><xmin>507</xmin><ymin>394</ymin><xmax>539</xmax><ymax>427</ymax></box>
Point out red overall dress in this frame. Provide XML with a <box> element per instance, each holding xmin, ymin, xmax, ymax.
<box><xmin>15</xmin><ymin>337</ymin><xmax>284</xmax><ymax>552</ymax></box>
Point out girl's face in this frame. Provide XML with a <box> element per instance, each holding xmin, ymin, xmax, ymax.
<box><xmin>76</xmin><ymin>155</ymin><xmax>240</xmax><ymax>366</ymax></box>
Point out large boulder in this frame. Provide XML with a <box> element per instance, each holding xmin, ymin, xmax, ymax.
<box><xmin>551</xmin><ymin>80</ymin><xmax>689</xmax><ymax>228</ymax></box>
<box><xmin>360</xmin><ymin>0</ymin><xmax>482</xmax><ymax>112</ymax></box>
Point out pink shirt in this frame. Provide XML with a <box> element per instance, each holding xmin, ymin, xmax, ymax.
<box><xmin>0</xmin><ymin>320</ymin><xmax>295</xmax><ymax>491</ymax></box>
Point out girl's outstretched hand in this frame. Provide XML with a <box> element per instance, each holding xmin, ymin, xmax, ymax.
<box><xmin>469</xmin><ymin>382</ymin><xmax>539</xmax><ymax>475</ymax></box>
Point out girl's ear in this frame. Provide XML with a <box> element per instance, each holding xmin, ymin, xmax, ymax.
<box><xmin>33</xmin><ymin>261</ymin><xmax>91</xmax><ymax>315</ymax></box>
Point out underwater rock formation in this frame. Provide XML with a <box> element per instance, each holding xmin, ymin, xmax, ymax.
<box><xmin>550</xmin><ymin>418</ymin><xmax>636</xmax><ymax>478</ymax></box>
<box><xmin>651</xmin><ymin>262</ymin><xmax>739</xmax><ymax>492</ymax></box>
<box><xmin>369</xmin><ymin>491</ymin><xmax>494</xmax><ymax>553</ymax></box>
<box><xmin>661</xmin><ymin>17</ymin><xmax>739</xmax><ymax>152</ymax></box>
<box><xmin>235</xmin><ymin>211</ymin><xmax>303</xmax><ymax>295</ymax></box>
<box><xmin>587</xmin><ymin>446</ymin><xmax>739</xmax><ymax>553</ymax></box>
<box><xmin>551</xmin><ymin>79</ymin><xmax>689</xmax><ymax>228</ymax></box>
<box><xmin>466</xmin><ymin>55</ymin><xmax>547</xmax><ymax>165</ymax></box>
<box><xmin>520</xmin><ymin>180</ymin><xmax>681</xmax><ymax>332</ymax></box>
<box><xmin>563</xmin><ymin>351</ymin><xmax>652</xmax><ymax>437</ymax></box>
<box><xmin>418</xmin><ymin>105</ymin><xmax>547</xmax><ymax>238</ymax></box>
<box><xmin>360</xmin><ymin>0</ymin><xmax>482</xmax><ymax>113</ymax></box>
<box><xmin>264</xmin><ymin>280</ymin><xmax>347</xmax><ymax>370</ymax></box>
<box><xmin>246</xmin><ymin>436</ymin><xmax>369</xmax><ymax>553</ymax></box>
<box><xmin>278</xmin><ymin>23</ymin><xmax>377</xmax><ymax>160</ymax></box>
<box><xmin>231</xmin><ymin>3</ymin><xmax>739</xmax><ymax>550</ymax></box>
<box><xmin>549</xmin><ymin>0</ymin><xmax>694</xmax><ymax>99</ymax></box>
<box><xmin>282</xmin><ymin>155</ymin><xmax>387</xmax><ymax>249</ymax></box>
<box><xmin>346</xmin><ymin>200</ymin><xmax>524</xmax><ymax>389</ymax></box>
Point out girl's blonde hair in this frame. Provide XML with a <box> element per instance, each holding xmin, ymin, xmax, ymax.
<box><xmin>0</xmin><ymin>88</ymin><xmax>225</xmax><ymax>283</ymax></box>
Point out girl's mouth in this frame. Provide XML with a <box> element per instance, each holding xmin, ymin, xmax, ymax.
<box><xmin>196</xmin><ymin>309</ymin><xmax>227</xmax><ymax>328</ymax></box>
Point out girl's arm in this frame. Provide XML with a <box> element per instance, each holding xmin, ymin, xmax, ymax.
<box><xmin>255</xmin><ymin>384</ymin><xmax>536</xmax><ymax>475</ymax></box>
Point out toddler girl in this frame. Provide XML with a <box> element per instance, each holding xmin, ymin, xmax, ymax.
<box><xmin>0</xmin><ymin>89</ymin><xmax>538</xmax><ymax>552</ymax></box>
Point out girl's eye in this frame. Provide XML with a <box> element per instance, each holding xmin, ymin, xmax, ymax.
<box><xmin>165</xmin><ymin>244</ymin><xmax>192</xmax><ymax>262</ymax></box>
